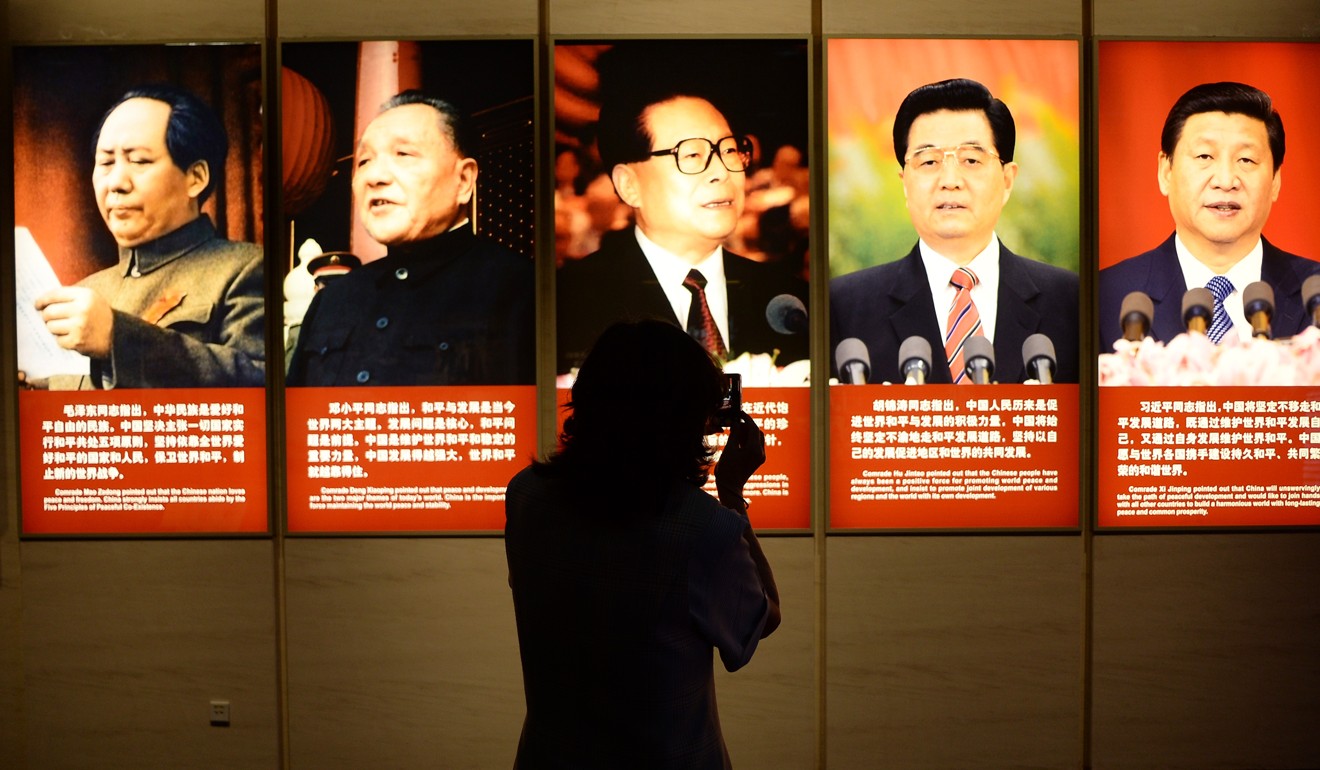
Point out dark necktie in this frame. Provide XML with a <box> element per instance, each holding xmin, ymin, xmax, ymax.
<box><xmin>1206</xmin><ymin>275</ymin><xmax>1236</xmax><ymax>344</ymax></box>
<box><xmin>945</xmin><ymin>266</ymin><xmax>984</xmax><ymax>384</ymax></box>
<box><xmin>682</xmin><ymin>269</ymin><xmax>728</xmax><ymax>359</ymax></box>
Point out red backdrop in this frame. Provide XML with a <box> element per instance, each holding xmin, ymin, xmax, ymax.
<box><xmin>1098</xmin><ymin>41</ymin><xmax>1320</xmax><ymax>268</ymax></box>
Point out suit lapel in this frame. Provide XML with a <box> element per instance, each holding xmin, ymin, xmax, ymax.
<box><xmin>1146</xmin><ymin>236</ymin><xmax>1188</xmax><ymax>342</ymax></box>
<box><xmin>616</xmin><ymin>232</ymin><xmax>686</xmax><ymax>326</ymax></box>
<box><xmin>992</xmin><ymin>246</ymin><xmax>1042</xmax><ymax>383</ymax></box>
<box><xmin>1261</xmin><ymin>238</ymin><xmax>1305</xmax><ymax>335</ymax></box>
<box><xmin>724</xmin><ymin>252</ymin><xmax>754</xmax><ymax>352</ymax></box>
<box><xmin>1152</xmin><ymin>235</ymin><xmax>1308</xmax><ymax>339</ymax></box>
<box><xmin>887</xmin><ymin>246</ymin><xmax>951</xmax><ymax>382</ymax></box>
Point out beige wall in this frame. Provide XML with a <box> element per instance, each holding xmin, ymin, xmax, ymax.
<box><xmin>1090</xmin><ymin>534</ymin><xmax>1320</xmax><ymax>769</ymax></box>
<box><xmin>2</xmin><ymin>1</ymin><xmax>1319</xmax><ymax>769</ymax></box>
<box><xmin>18</xmin><ymin>541</ymin><xmax>281</xmax><ymax>769</ymax></box>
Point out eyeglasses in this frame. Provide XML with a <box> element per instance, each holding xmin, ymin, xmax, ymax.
<box><xmin>904</xmin><ymin>144</ymin><xmax>1003</xmax><ymax>175</ymax></box>
<box><xmin>648</xmin><ymin>136</ymin><xmax>754</xmax><ymax>175</ymax></box>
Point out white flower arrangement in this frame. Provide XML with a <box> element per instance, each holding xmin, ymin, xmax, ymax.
<box><xmin>557</xmin><ymin>352</ymin><xmax>811</xmax><ymax>390</ymax></box>
<box><xmin>1099</xmin><ymin>326</ymin><xmax>1320</xmax><ymax>386</ymax></box>
<box><xmin>720</xmin><ymin>352</ymin><xmax>810</xmax><ymax>387</ymax></box>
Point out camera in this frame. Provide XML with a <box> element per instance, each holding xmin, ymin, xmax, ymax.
<box><xmin>714</xmin><ymin>373</ymin><xmax>742</xmax><ymax>428</ymax></box>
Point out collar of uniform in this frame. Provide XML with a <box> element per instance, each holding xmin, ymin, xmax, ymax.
<box><xmin>369</xmin><ymin>224</ymin><xmax>477</xmax><ymax>289</ymax></box>
<box><xmin>119</xmin><ymin>216</ymin><xmax>216</xmax><ymax>276</ymax></box>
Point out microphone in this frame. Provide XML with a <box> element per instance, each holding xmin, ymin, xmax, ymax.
<box><xmin>1181</xmin><ymin>288</ymin><xmax>1213</xmax><ymax>335</ymax></box>
<box><xmin>1242</xmin><ymin>281</ymin><xmax>1274</xmax><ymax>340</ymax></box>
<box><xmin>1120</xmin><ymin>291</ymin><xmax>1153</xmax><ymax>343</ymax></box>
<box><xmin>835</xmin><ymin>337</ymin><xmax>870</xmax><ymax>385</ymax></box>
<box><xmin>898</xmin><ymin>336</ymin><xmax>931</xmax><ymax>386</ymax></box>
<box><xmin>1022</xmin><ymin>333</ymin><xmax>1056</xmax><ymax>385</ymax></box>
<box><xmin>766</xmin><ymin>294</ymin><xmax>808</xmax><ymax>335</ymax></box>
<box><xmin>1303</xmin><ymin>274</ymin><xmax>1320</xmax><ymax>329</ymax></box>
<box><xmin>964</xmin><ymin>336</ymin><xmax>995</xmax><ymax>385</ymax></box>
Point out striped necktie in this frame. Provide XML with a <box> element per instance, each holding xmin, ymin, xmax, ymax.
<box><xmin>945</xmin><ymin>267</ymin><xmax>984</xmax><ymax>384</ymax></box>
<box><xmin>1206</xmin><ymin>276</ymin><xmax>1236</xmax><ymax>344</ymax></box>
<box><xmin>682</xmin><ymin>269</ymin><xmax>728</xmax><ymax>359</ymax></box>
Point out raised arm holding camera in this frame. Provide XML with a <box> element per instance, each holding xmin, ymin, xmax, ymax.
<box><xmin>505</xmin><ymin>319</ymin><xmax>779</xmax><ymax>769</ymax></box>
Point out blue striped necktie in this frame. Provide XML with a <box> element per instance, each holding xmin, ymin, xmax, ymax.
<box><xmin>1206</xmin><ymin>276</ymin><xmax>1235</xmax><ymax>344</ymax></box>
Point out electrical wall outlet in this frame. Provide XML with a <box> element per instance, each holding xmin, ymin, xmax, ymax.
<box><xmin>209</xmin><ymin>699</ymin><xmax>231</xmax><ymax>727</ymax></box>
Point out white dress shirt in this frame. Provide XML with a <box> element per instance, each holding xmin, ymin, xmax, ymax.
<box><xmin>1174</xmin><ymin>234</ymin><xmax>1264</xmax><ymax>343</ymax></box>
<box><xmin>919</xmin><ymin>236</ymin><xmax>1001</xmax><ymax>344</ymax></box>
<box><xmin>635</xmin><ymin>226</ymin><xmax>730</xmax><ymax>345</ymax></box>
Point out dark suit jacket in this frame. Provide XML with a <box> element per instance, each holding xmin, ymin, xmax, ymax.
<box><xmin>506</xmin><ymin>466</ymin><xmax>767</xmax><ymax>767</ymax></box>
<box><xmin>287</xmin><ymin>226</ymin><xmax>534</xmax><ymax>387</ymax></box>
<box><xmin>556</xmin><ymin>229</ymin><xmax>809</xmax><ymax>374</ymax></box>
<box><xmin>1098</xmin><ymin>234</ymin><xmax>1320</xmax><ymax>353</ymax></box>
<box><xmin>829</xmin><ymin>242</ymin><xmax>1080</xmax><ymax>384</ymax></box>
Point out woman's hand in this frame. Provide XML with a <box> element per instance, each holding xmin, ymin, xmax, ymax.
<box><xmin>714</xmin><ymin>411</ymin><xmax>765</xmax><ymax>512</ymax></box>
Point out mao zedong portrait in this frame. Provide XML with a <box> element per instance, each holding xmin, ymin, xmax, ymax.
<box><xmin>829</xmin><ymin>78</ymin><xmax>1079</xmax><ymax>384</ymax></box>
<box><xmin>286</xmin><ymin>91</ymin><xmax>535</xmax><ymax>387</ymax></box>
<box><xmin>33</xmin><ymin>85</ymin><xmax>265</xmax><ymax>390</ymax></box>
<box><xmin>555</xmin><ymin>88</ymin><xmax>809</xmax><ymax>376</ymax></box>
<box><xmin>1099</xmin><ymin>82</ymin><xmax>1319</xmax><ymax>352</ymax></box>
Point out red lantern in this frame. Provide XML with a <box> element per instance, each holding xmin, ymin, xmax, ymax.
<box><xmin>282</xmin><ymin>67</ymin><xmax>336</xmax><ymax>216</ymax></box>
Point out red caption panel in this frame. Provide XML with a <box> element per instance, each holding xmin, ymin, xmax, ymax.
<box><xmin>285</xmin><ymin>385</ymin><xmax>538</xmax><ymax>532</ymax></box>
<box><xmin>554</xmin><ymin>386</ymin><xmax>811</xmax><ymax>531</ymax></box>
<box><xmin>18</xmin><ymin>388</ymin><xmax>268</xmax><ymax>535</ymax></box>
<box><xmin>1099</xmin><ymin>386</ymin><xmax>1320</xmax><ymax>527</ymax></box>
<box><xmin>830</xmin><ymin>384</ymin><xmax>1079</xmax><ymax>529</ymax></box>
<box><xmin>714</xmin><ymin>387</ymin><xmax>811</xmax><ymax>530</ymax></box>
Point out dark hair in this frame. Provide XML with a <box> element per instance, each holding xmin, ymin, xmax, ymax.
<box><xmin>546</xmin><ymin>320</ymin><xmax>724</xmax><ymax>513</ymax></box>
<box><xmin>892</xmin><ymin>78</ymin><xmax>1016</xmax><ymax>166</ymax></box>
<box><xmin>1160</xmin><ymin>82</ymin><xmax>1285</xmax><ymax>170</ymax></box>
<box><xmin>380</xmin><ymin>90</ymin><xmax>475</xmax><ymax>159</ymax></box>
<box><xmin>597</xmin><ymin>88</ymin><xmax>713</xmax><ymax>171</ymax></box>
<box><xmin>92</xmin><ymin>84</ymin><xmax>228</xmax><ymax>205</ymax></box>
